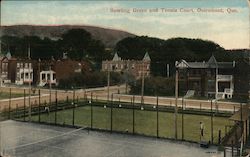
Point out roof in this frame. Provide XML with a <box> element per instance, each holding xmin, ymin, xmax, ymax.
<box><xmin>176</xmin><ymin>55</ymin><xmax>234</xmax><ymax>69</ymax></box>
<box><xmin>229</xmin><ymin>105</ymin><xmax>250</xmax><ymax>121</ymax></box>
<box><xmin>112</xmin><ymin>53</ymin><xmax>121</xmax><ymax>61</ymax></box>
<box><xmin>143</xmin><ymin>52</ymin><xmax>151</xmax><ymax>61</ymax></box>
<box><xmin>6</xmin><ymin>52</ymin><xmax>12</xmax><ymax>60</ymax></box>
<box><xmin>207</xmin><ymin>55</ymin><xmax>218</xmax><ymax>68</ymax></box>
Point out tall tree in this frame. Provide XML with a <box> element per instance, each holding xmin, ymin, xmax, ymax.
<box><xmin>59</xmin><ymin>29</ymin><xmax>92</xmax><ymax>60</ymax></box>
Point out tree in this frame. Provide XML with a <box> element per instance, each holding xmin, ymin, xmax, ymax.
<box><xmin>115</xmin><ymin>36</ymin><xmax>229</xmax><ymax>76</ymax></box>
<box><xmin>59</xmin><ymin>29</ymin><xmax>92</xmax><ymax>60</ymax></box>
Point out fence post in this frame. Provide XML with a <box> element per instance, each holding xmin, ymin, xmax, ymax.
<box><xmin>249</xmin><ymin>115</ymin><xmax>250</xmax><ymax>141</ymax></box>
<box><xmin>8</xmin><ymin>88</ymin><xmax>11</xmax><ymax>119</ymax></box>
<box><xmin>231</xmin><ymin>140</ymin><xmax>234</xmax><ymax>157</ymax></box>
<box><xmin>15</xmin><ymin>104</ymin><xmax>18</xmax><ymax>119</ymax></box>
<box><xmin>182</xmin><ymin>97</ymin><xmax>184</xmax><ymax>140</ymax></box>
<box><xmin>218</xmin><ymin>130</ymin><xmax>221</xmax><ymax>144</ymax></box>
<box><xmin>55</xmin><ymin>91</ymin><xmax>57</xmax><ymax>125</ymax></box>
<box><xmin>224</xmin><ymin>147</ymin><xmax>226</xmax><ymax>157</ymax></box>
<box><xmin>38</xmin><ymin>89</ymin><xmax>41</xmax><ymax>123</ymax></box>
<box><xmin>24</xmin><ymin>89</ymin><xmax>26</xmax><ymax>121</ymax></box>
<box><xmin>90</xmin><ymin>92</ymin><xmax>93</xmax><ymax>129</ymax></box>
<box><xmin>211</xmin><ymin>100</ymin><xmax>214</xmax><ymax>144</ymax></box>
<box><xmin>156</xmin><ymin>96</ymin><xmax>159</xmax><ymax>138</ymax></box>
<box><xmin>72</xmin><ymin>101</ymin><xmax>75</xmax><ymax>126</ymax></box>
<box><xmin>73</xmin><ymin>88</ymin><xmax>75</xmax><ymax>105</ymax></box>
<box><xmin>110</xmin><ymin>94</ymin><xmax>113</xmax><ymax>132</ymax></box>
<box><xmin>133</xmin><ymin>95</ymin><xmax>135</xmax><ymax>134</ymax></box>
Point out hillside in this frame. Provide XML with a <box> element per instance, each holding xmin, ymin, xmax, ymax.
<box><xmin>0</xmin><ymin>25</ymin><xmax>135</xmax><ymax>48</ymax></box>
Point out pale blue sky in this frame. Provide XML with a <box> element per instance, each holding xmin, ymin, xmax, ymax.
<box><xmin>1</xmin><ymin>0</ymin><xmax>249</xmax><ymax>49</ymax></box>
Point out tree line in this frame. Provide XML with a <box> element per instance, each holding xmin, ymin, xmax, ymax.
<box><xmin>1</xmin><ymin>29</ymin><xmax>107</xmax><ymax>69</ymax></box>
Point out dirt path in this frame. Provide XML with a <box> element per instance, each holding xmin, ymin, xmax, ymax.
<box><xmin>0</xmin><ymin>86</ymin><xmax>242</xmax><ymax>112</ymax></box>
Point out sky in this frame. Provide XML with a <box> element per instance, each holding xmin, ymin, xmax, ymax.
<box><xmin>1</xmin><ymin>0</ymin><xmax>249</xmax><ymax>49</ymax></box>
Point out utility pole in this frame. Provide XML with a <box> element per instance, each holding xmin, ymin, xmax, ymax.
<box><xmin>107</xmin><ymin>67</ymin><xmax>110</xmax><ymax>102</ymax></box>
<box><xmin>49</xmin><ymin>65</ymin><xmax>52</xmax><ymax>106</ymax></box>
<box><xmin>141</xmin><ymin>61</ymin><xmax>145</xmax><ymax>104</ymax></box>
<box><xmin>175</xmin><ymin>68</ymin><xmax>179</xmax><ymax>139</ymax></box>
<box><xmin>28</xmin><ymin>45</ymin><xmax>32</xmax><ymax>122</ymax></box>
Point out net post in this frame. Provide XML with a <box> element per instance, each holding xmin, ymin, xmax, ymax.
<box><xmin>24</xmin><ymin>89</ymin><xmax>26</xmax><ymax>121</ymax></box>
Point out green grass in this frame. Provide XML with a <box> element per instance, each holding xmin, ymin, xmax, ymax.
<box><xmin>0</xmin><ymin>92</ymin><xmax>35</xmax><ymax>100</ymax></box>
<box><xmin>23</xmin><ymin>106</ymin><xmax>233</xmax><ymax>144</ymax></box>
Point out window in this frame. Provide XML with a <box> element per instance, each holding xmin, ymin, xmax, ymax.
<box><xmin>17</xmin><ymin>63</ymin><xmax>20</xmax><ymax>68</ymax></box>
<box><xmin>21</xmin><ymin>73</ymin><xmax>24</xmax><ymax>79</ymax></box>
<box><xmin>53</xmin><ymin>74</ymin><xmax>56</xmax><ymax>80</ymax></box>
<box><xmin>42</xmin><ymin>74</ymin><xmax>45</xmax><ymax>80</ymax></box>
<box><xmin>47</xmin><ymin>74</ymin><xmax>51</xmax><ymax>80</ymax></box>
<box><xmin>25</xmin><ymin>73</ymin><xmax>29</xmax><ymax>79</ymax></box>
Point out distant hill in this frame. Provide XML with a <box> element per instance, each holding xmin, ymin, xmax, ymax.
<box><xmin>0</xmin><ymin>25</ymin><xmax>136</xmax><ymax>48</ymax></box>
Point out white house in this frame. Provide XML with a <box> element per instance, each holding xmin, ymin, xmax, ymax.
<box><xmin>39</xmin><ymin>70</ymin><xmax>56</xmax><ymax>87</ymax></box>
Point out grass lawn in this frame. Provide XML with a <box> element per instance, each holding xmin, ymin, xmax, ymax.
<box><xmin>0</xmin><ymin>92</ymin><xmax>27</xmax><ymax>100</ymax></box>
<box><xmin>24</xmin><ymin>106</ymin><xmax>233</xmax><ymax>144</ymax></box>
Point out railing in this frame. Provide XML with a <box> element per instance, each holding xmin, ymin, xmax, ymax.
<box><xmin>217</xmin><ymin>75</ymin><xmax>233</xmax><ymax>81</ymax></box>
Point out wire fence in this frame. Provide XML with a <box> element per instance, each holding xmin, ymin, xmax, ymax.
<box><xmin>0</xmin><ymin>88</ymin><xmax>240</xmax><ymax>146</ymax></box>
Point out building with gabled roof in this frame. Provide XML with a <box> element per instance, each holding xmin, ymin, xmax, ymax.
<box><xmin>102</xmin><ymin>52</ymin><xmax>151</xmax><ymax>79</ymax></box>
<box><xmin>176</xmin><ymin>55</ymin><xmax>235</xmax><ymax>99</ymax></box>
<box><xmin>0</xmin><ymin>52</ymin><xmax>17</xmax><ymax>84</ymax></box>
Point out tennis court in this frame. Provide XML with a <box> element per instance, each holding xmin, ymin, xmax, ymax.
<box><xmin>0</xmin><ymin>120</ymin><xmax>224</xmax><ymax>157</ymax></box>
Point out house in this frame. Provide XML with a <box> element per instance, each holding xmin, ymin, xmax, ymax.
<box><xmin>39</xmin><ymin>70</ymin><xmax>56</xmax><ymax>87</ymax></box>
<box><xmin>15</xmin><ymin>60</ymin><xmax>34</xmax><ymax>85</ymax></box>
<box><xmin>35</xmin><ymin>57</ymin><xmax>88</xmax><ymax>86</ymax></box>
<box><xmin>102</xmin><ymin>52</ymin><xmax>151</xmax><ymax>79</ymax></box>
<box><xmin>54</xmin><ymin>59</ymin><xmax>89</xmax><ymax>81</ymax></box>
<box><xmin>176</xmin><ymin>55</ymin><xmax>235</xmax><ymax>99</ymax></box>
<box><xmin>0</xmin><ymin>52</ymin><xmax>17</xmax><ymax>84</ymax></box>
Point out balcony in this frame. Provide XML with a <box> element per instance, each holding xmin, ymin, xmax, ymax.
<box><xmin>217</xmin><ymin>75</ymin><xmax>233</xmax><ymax>81</ymax></box>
